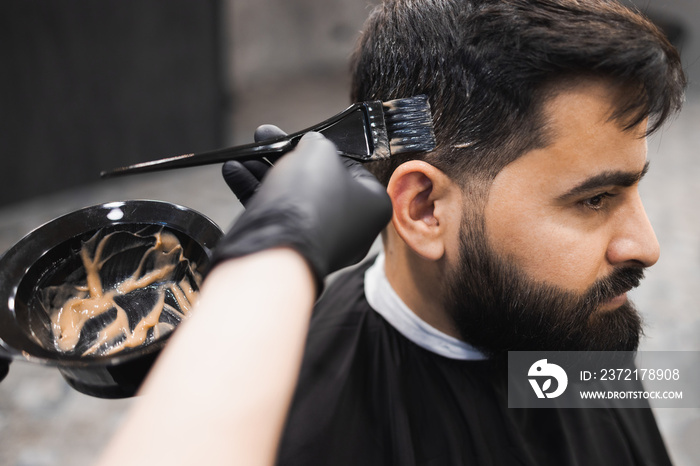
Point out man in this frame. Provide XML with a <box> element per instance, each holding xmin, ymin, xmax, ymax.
<box><xmin>227</xmin><ymin>0</ymin><xmax>686</xmax><ymax>464</ymax></box>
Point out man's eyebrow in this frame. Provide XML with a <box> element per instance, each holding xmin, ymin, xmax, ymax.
<box><xmin>557</xmin><ymin>161</ymin><xmax>650</xmax><ymax>201</ymax></box>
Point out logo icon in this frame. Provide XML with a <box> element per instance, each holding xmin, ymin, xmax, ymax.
<box><xmin>528</xmin><ymin>359</ymin><xmax>568</xmax><ymax>398</ymax></box>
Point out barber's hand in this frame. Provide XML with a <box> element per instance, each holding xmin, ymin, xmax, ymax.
<box><xmin>211</xmin><ymin>132</ymin><xmax>392</xmax><ymax>294</ymax></box>
<box><xmin>0</xmin><ymin>358</ymin><xmax>9</xmax><ymax>383</ymax></box>
<box><xmin>222</xmin><ymin>125</ymin><xmax>286</xmax><ymax>206</ymax></box>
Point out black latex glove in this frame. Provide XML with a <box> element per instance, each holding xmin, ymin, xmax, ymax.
<box><xmin>211</xmin><ymin>132</ymin><xmax>392</xmax><ymax>294</ymax></box>
<box><xmin>0</xmin><ymin>358</ymin><xmax>9</xmax><ymax>383</ymax></box>
<box><xmin>222</xmin><ymin>124</ymin><xmax>286</xmax><ymax>206</ymax></box>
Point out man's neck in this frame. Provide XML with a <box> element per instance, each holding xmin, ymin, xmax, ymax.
<box><xmin>365</xmin><ymin>251</ymin><xmax>486</xmax><ymax>360</ymax></box>
<box><xmin>383</xmin><ymin>242</ymin><xmax>462</xmax><ymax>339</ymax></box>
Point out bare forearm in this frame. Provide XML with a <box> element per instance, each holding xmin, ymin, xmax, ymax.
<box><xmin>98</xmin><ymin>248</ymin><xmax>315</xmax><ymax>466</ymax></box>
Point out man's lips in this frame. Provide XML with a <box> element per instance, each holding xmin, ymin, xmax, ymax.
<box><xmin>599</xmin><ymin>292</ymin><xmax>629</xmax><ymax>311</ymax></box>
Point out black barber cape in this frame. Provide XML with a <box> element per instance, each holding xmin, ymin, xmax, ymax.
<box><xmin>275</xmin><ymin>258</ymin><xmax>671</xmax><ymax>465</ymax></box>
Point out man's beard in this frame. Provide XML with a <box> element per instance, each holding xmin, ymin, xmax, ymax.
<box><xmin>443</xmin><ymin>217</ymin><xmax>645</xmax><ymax>357</ymax></box>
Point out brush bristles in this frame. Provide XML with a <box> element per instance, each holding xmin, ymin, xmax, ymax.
<box><xmin>382</xmin><ymin>95</ymin><xmax>437</xmax><ymax>155</ymax></box>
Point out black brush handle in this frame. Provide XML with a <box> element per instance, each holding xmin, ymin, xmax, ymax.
<box><xmin>100</xmin><ymin>102</ymin><xmax>383</xmax><ymax>179</ymax></box>
<box><xmin>100</xmin><ymin>136</ymin><xmax>299</xmax><ymax>178</ymax></box>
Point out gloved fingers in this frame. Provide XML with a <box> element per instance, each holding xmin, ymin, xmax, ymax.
<box><xmin>241</xmin><ymin>158</ymin><xmax>275</xmax><ymax>181</ymax></box>
<box><xmin>250</xmin><ymin>124</ymin><xmax>287</xmax><ymax>170</ymax></box>
<box><xmin>214</xmin><ymin>130</ymin><xmax>392</xmax><ymax>289</ymax></box>
<box><xmin>268</xmin><ymin>131</ymin><xmax>339</xmax><ymax>174</ymax></box>
<box><xmin>341</xmin><ymin>156</ymin><xmax>381</xmax><ymax>186</ymax></box>
<box><xmin>254</xmin><ymin>124</ymin><xmax>287</xmax><ymax>142</ymax></box>
<box><xmin>297</xmin><ymin>132</ymin><xmax>392</xmax><ymax>253</ymax></box>
<box><xmin>340</xmin><ymin>153</ymin><xmax>392</xmax><ymax>201</ymax></box>
<box><xmin>222</xmin><ymin>124</ymin><xmax>289</xmax><ymax>206</ymax></box>
<box><xmin>242</xmin><ymin>123</ymin><xmax>288</xmax><ymax>180</ymax></box>
<box><xmin>295</xmin><ymin>132</ymin><xmax>390</xmax><ymax>212</ymax></box>
<box><xmin>222</xmin><ymin>160</ymin><xmax>261</xmax><ymax>206</ymax></box>
<box><xmin>295</xmin><ymin>131</ymin><xmax>338</xmax><ymax>158</ymax></box>
<box><xmin>344</xmin><ymin>159</ymin><xmax>393</xmax><ymax>240</ymax></box>
<box><xmin>0</xmin><ymin>359</ymin><xmax>9</xmax><ymax>383</ymax></box>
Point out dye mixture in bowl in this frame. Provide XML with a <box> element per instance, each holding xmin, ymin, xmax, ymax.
<box><xmin>30</xmin><ymin>225</ymin><xmax>202</xmax><ymax>357</ymax></box>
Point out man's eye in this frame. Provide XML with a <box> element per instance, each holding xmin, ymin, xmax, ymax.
<box><xmin>581</xmin><ymin>192</ymin><xmax>615</xmax><ymax>210</ymax></box>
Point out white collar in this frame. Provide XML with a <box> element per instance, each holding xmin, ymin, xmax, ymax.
<box><xmin>364</xmin><ymin>252</ymin><xmax>486</xmax><ymax>360</ymax></box>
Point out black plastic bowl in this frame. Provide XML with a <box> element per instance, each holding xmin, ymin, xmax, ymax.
<box><xmin>0</xmin><ymin>200</ymin><xmax>222</xmax><ymax>398</ymax></box>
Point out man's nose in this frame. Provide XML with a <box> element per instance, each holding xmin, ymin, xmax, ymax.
<box><xmin>606</xmin><ymin>193</ymin><xmax>660</xmax><ymax>268</ymax></box>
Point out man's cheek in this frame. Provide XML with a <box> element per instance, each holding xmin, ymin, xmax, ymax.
<box><xmin>498</xmin><ymin>230</ymin><xmax>603</xmax><ymax>294</ymax></box>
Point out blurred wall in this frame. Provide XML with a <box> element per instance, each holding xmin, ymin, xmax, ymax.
<box><xmin>227</xmin><ymin>0</ymin><xmax>699</xmax><ymax>93</ymax></box>
<box><xmin>228</xmin><ymin>0</ymin><xmax>376</xmax><ymax>90</ymax></box>
<box><xmin>624</xmin><ymin>0</ymin><xmax>700</xmax><ymax>93</ymax></box>
<box><xmin>225</xmin><ymin>0</ymin><xmax>380</xmax><ymax>145</ymax></box>
<box><xmin>0</xmin><ymin>1</ymin><xmax>225</xmax><ymax>207</ymax></box>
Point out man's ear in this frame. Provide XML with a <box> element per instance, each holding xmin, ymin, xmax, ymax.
<box><xmin>386</xmin><ymin>161</ymin><xmax>461</xmax><ymax>261</ymax></box>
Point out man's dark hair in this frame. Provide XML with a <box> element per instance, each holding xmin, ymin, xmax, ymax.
<box><xmin>350</xmin><ymin>0</ymin><xmax>686</xmax><ymax>187</ymax></box>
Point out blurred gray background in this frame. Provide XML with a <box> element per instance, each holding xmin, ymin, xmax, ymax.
<box><xmin>0</xmin><ymin>0</ymin><xmax>698</xmax><ymax>465</ymax></box>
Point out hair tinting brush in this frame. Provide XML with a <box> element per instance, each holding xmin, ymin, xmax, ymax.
<box><xmin>100</xmin><ymin>95</ymin><xmax>436</xmax><ymax>178</ymax></box>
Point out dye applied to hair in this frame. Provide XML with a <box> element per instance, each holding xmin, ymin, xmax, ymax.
<box><xmin>39</xmin><ymin>227</ymin><xmax>201</xmax><ymax>357</ymax></box>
